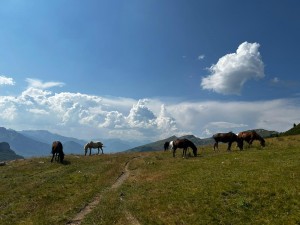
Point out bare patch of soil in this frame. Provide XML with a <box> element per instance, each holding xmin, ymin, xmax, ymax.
<box><xmin>67</xmin><ymin>157</ymin><xmax>141</xmax><ymax>225</ymax></box>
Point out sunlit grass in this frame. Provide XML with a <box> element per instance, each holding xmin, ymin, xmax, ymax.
<box><xmin>1</xmin><ymin>136</ymin><xmax>300</xmax><ymax>224</ymax></box>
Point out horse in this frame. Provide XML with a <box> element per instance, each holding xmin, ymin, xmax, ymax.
<box><xmin>171</xmin><ymin>138</ymin><xmax>197</xmax><ymax>158</ymax></box>
<box><xmin>237</xmin><ymin>130</ymin><xmax>265</xmax><ymax>149</ymax></box>
<box><xmin>84</xmin><ymin>141</ymin><xmax>104</xmax><ymax>156</ymax></box>
<box><xmin>213</xmin><ymin>132</ymin><xmax>242</xmax><ymax>151</ymax></box>
<box><xmin>164</xmin><ymin>141</ymin><xmax>174</xmax><ymax>151</ymax></box>
<box><xmin>164</xmin><ymin>141</ymin><xmax>169</xmax><ymax>151</ymax></box>
<box><xmin>51</xmin><ymin>141</ymin><xmax>64</xmax><ymax>163</ymax></box>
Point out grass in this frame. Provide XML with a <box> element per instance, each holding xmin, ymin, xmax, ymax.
<box><xmin>1</xmin><ymin>136</ymin><xmax>300</xmax><ymax>224</ymax></box>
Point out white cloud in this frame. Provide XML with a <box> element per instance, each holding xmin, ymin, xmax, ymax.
<box><xmin>201</xmin><ymin>42</ymin><xmax>265</xmax><ymax>95</ymax></box>
<box><xmin>26</xmin><ymin>78</ymin><xmax>65</xmax><ymax>89</ymax></box>
<box><xmin>198</xmin><ymin>54</ymin><xmax>205</xmax><ymax>60</ymax></box>
<box><xmin>272</xmin><ymin>77</ymin><xmax>280</xmax><ymax>83</ymax></box>
<box><xmin>27</xmin><ymin>108</ymin><xmax>49</xmax><ymax>115</ymax></box>
<box><xmin>1</xmin><ymin>79</ymin><xmax>300</xmax><ymax>141</ymax></box>
<box><xmin>0</xmin><ymin>75</ymin><xmax>15</xmax><ymax>85</ymax></box>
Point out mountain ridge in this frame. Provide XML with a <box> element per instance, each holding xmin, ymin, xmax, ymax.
<box><xmin>0</xmin><ymin>142</ymin><xmax>24</xmax><ymax>161</ymax></box>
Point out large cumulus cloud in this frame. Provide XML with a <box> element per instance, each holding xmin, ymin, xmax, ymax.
<box><xmin>0</xmin><ymin>77</ymin><xmax>300</xmax><ymax>141</ymax></box>
<box><xmin>201</xmin><ymin>42</ymin><xmax>265</xmax><ymax>95</ymax></box>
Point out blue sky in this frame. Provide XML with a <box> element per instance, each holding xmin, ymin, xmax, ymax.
<box><xmin>0</xmin><ymin>0</ymin><xmax>300</xmax><ymax>142</ymax></box>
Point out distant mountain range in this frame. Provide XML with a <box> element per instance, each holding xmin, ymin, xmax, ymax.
<box><xmin>0</xmin><ymin>127</ymin><xmax>51</xmax><ymax>158</ymax></box>
<box><xmin>0</xmin><ymin>142</ymin><xmax>24</xmax><ymax>161</ymax></box>
<box><xmin>0</xmin><ymin>127</ymin><xmax>145</xmax><ymax>160</ymax></box>
<box><xmin>19</xmin><ymin>130</ymin><xmax>144</xmax><ymax>154</ymax></box>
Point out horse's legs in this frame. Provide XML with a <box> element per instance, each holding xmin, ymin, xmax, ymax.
<box><xmin>97</xmin><ymin>147</ymin><xmax>100</xmax><ymax>155</ymax></box>
<box><xmin>55</xmin><ymin>152</ymin><xmax>59</xmax><ymax>161</ymax></box>
<box><xmin>184</xmin><ymin>148</ymin><xmax>188</xmax><ymax>158</ymax></box>
<box><xmin>214</xmin><ymin>142</ymin><xmax>218</xmax><ymax>151</ymax></box>
<box><xmin>227</xmin><ymin>142</ymin><xmax>232</xmax><ymax>151</ymax></box>
<box><xmin>101</xmin><ymin>147</ymin><xmax>103</xmax><ymax>154</ymax></box>
<box><xmin>51</xmin><ymin>153</ymin><xmax>55</xmax><ymax>162</ymax></box>
<box><xmin>173</xmin><ymin>148</ymin><xmax>176</xmax><ymax>157</ymax></box>
<box><xmin>248</xmin><ymin>139</ymin><xmax>253</xmax><ymax>148</ymax></box>
<box><xmin>238</xmin><ymin>140</ymin><xmax>244</xmax><ymax>150</ymax></box>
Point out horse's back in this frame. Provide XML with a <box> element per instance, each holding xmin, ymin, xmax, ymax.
<box><xmin>174</xmin><ymin>138</ymin><xmax>196</xmax><ymax>149</ymax></box>
<box><xmin>89</xmin><ymin>141</ymin><xmax>103</xmax><ymax>148</ymax></box>
<box><xmin>213</xmin><ymin>132</ymin><xmax>237</xmax><ymax>142</ymax></box>
<box><xmin>52</xmin><ymin>141</ymin><xmax>63</xmax><ymax>153</ymax></box>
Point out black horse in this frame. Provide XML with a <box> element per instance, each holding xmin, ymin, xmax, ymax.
<box><xmin>172</xmin><ymin>138</ymin><xmax>197</xmax><ymax>158</ymax></box>
<box><xmin>51</xmin><ymin>141</ymin><xmax>64</xmax><ymax>163</ymax></box>
<box><xmin>213</xmin><ymin>132</ymin><xmax>242</xmax><ymax>151</ymax></box>
<box><xmin>164</xmin><ymin>141</ymin><xmax>170</xmax><ymax>151</ymax></box>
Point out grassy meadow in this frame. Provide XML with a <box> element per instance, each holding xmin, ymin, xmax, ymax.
<box><xmin>1</xmin><ymin>135</ymin><xmax>300</xmax><ymax>224</ymax></box>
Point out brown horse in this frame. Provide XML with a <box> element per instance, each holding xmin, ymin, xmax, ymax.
<box><xmin>84</xmin><ymin>141</ymin><xmax>104</xmax><ymax>156</ymax></box>
<box><xmin>51</xmin><ymin>141</ymin><xmax>64</xmax><ymax>163</ymax></box>
<box><xmin>171</xmin><ymin>139</ymin><xmax>197</xmax><ymax>158</ymax></box>
<box><xmin>213</xmin><ymin>132</ymin><xmax>242</xmax><ymax>151</ymax></box>
<box><xmin>238</xmin><ymin>131</ymin><xmax>265</xmax><ymax>149</ymax></box>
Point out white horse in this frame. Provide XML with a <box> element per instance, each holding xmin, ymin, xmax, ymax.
<box><xmin>169</xmin><ymin>141</ymin><xmax>174</xmax><ymax>151</ymax></box>
<box><xmin>164</xmin><ymin>141</ymin><xmax>174</xmax><ymax>152</ymax></box>
<box><xmin>84</xmin><ymin>141</ymin><xmax>104</xmax><ymax>156</ymax></box>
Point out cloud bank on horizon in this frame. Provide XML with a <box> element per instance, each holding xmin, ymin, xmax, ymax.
<box><xmin>0</xmin><ymin>42</ymin><xmax>299</xmax><ymax>141</ymax></box>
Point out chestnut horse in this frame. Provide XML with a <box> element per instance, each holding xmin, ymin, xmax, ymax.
<box><xmin>238</xmin><ymin>131</ymin><xmax>265</xmax><ymax>149</ymax></box>
<box><xmin>84</xmin><ymin>141</ymin><xmax>104</xmax><ymax>156</ymax></box>
<box><xmin>171</xmin><ymin>139</ymin><xmax>197</xmax><ymax>158</ymax></box>
<box><xmin>51</xmin><ymin>141</ymin><xmax>64</xmax><ymax>163</ymax></box>
<box><xmin>213</xmin><ymin>132</ymin><xmax>242</xmax><ymax>151</ymax></box>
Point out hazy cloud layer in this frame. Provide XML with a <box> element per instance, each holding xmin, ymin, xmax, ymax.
<box><xmin>0</xmin><ymin>78</ymin><xmax>299</xmax><ymax>141</ymax></box>
<box><xmin>201</xmin><ymin>42</ymin><xmax>265</xmax><ymax>95</ymax></box>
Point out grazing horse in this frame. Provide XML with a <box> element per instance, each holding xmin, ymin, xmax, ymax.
<box><xmin>238</xmin><ymin>131</ymin><xmax>265</xmax><ymax>149</ymax></box>
<box><xmin>84</xmin><ymin>141</ymin><xmax>104</xmax><ymax>156</ymax></box>
<box><xmin>51</xmin><ymin>141</ymin><xmax>64</xmax><ymax>163</ymax></box>
<box><xmin>213</xmin><ymin>132</ymin><xmax>242</xmax><ymax>151</ymax></box>
<box><xmin>164</xmin><ymin>141</ymin><xmax>174</xmax><ymax>151</ymax></box>
<box><xmin>164</xmin><ymin>141</ymin><xmax>169</xmax><ymax>151</ymax></box>
<box><xmin>171</xmin><ymin>139</ymin><xmax>197</xmax><ymax>158</ymax></box>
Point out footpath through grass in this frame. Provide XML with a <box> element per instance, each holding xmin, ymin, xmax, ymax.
<box><xmin>0</xmin><ymin>153</ymin><xmax>131</xmax><ymax>225</ymax></box>
<box><xmin>1</xmin><ymin>136</ymin><xmax>300</xmax><ymax>224</ymax></box>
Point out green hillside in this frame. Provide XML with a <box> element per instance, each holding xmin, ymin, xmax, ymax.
<box><xmin>281</xmin><ymin>123</ymin><xmax>300</xmax><ymax>136</ymax></box>
<box><xmin>1</xmin><ymin>135</ymin><xmax>300</xmax><ymax>224</ymax></box>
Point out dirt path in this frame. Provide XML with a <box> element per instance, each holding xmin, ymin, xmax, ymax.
<box><xmin>67</xmin><ymin>157</ymin><xmax>141</xmax><ymax>225</ymax></box>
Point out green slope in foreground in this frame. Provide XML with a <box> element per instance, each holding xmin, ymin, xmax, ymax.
<box><xmin>1</xmin><ymin>135</ymin><xmax>300</xmax><ymax>224</ymax></box>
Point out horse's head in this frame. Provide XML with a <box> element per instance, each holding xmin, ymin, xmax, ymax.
<box><xmin>192</xmin><ymin>147</ymin><xmax>198</xmax><ymax>157</ymax></box>
<box><xmin>84</xmin><ymin>144</ymin><xmax>89</xmax><ymax>151</ymax></box>
<box><xmin>236</xmin><ymin>137</ymin><xmax>244</xmax><ymax>150</ymax></box>
<box><xmin>260</xmin><ymin>138</ymin><xmax>266</xmax><ymax>147</ymax></box>
<box><xmin>60</xmin><ymin>152</ymin><xmax>65</xmax><ymax>163</ymax></box>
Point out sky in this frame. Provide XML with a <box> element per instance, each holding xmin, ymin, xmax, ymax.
<box><xmin>1</xmin><ymin>0</ymin><xmax>300</xmax><ymax>142</ymax></box>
